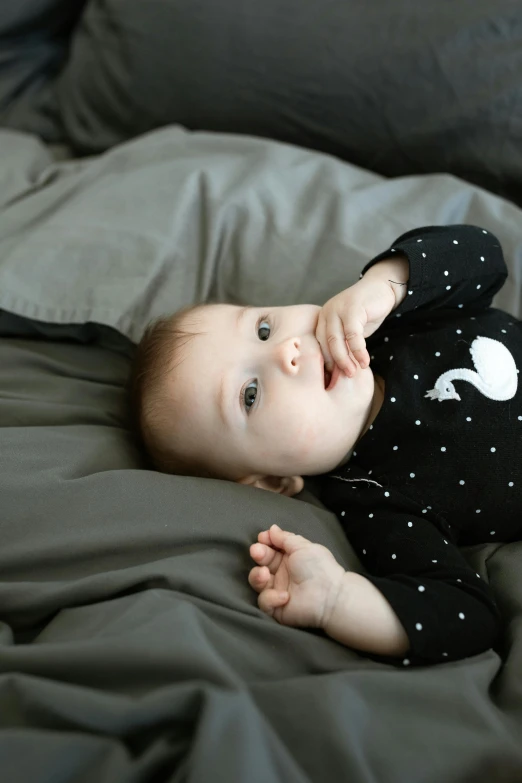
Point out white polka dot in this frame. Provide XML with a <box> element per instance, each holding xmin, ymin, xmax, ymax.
<box><xmin>482</xmin><ymin>230</ymin><xmax>487</xmax><ymax>234</ymax></box>
<box><xmin>441</xmin><ymin>446</ymin><xmax>446</xmax><ymax>452</ymax></box>
<box><xmin>444</xmin><ymin>540</ymin><xmax>448</xmax><ymax>545</ymax></box>
<box><xmin>422</xmin><ymin>509</ymin><xmax>427</xmax><ymax>514</ymax></box>
<box><xmin>384</xmin><ymin>491</ymin><xmax>390</xmax><ymax>497</ymax></box>
<box><xmin>458</xmin><ymin>612</ymin><xmax>465</xmax><ymax>620</ymax></box>
<box><xmin>410</xmin><ymin>473</ymin><xmax>415</xmax><ymax>478</ymax></box>
<box><xmin>416</xmin><ymin>623</ymin><xmax>423</xmax><ymax>631</ymax></box>
<box><xmin>391</xmin><ymin>397</ymin><xmax>396</xmax><ymax>402</ymax></box>
<box><xmin>432</xmin><ymin>559</ymin><xmax>438</xmax><ymax>563</ymax></box>
<box><xmin>341</xmin><ymin>510</ymin><xmax>345</xmax><ymax>516</ymax></box>
<box><xmin>408</xmin><ymin>521</ymin><xmax>413</xmax><ymax>527</ymax></box>
<box><xmin>480</xmin><ymin>256</ymin><xmax>485</xmax><ymax>261</ymax></box>
<box><xmin>457</xmin><ymin>579</ymin><xmax>462</xmax><ymax>583</ymax></box>
<box><xmin>393</xmin><ymin>445</ymin><xmax>398</xmax><ymax>450</ymax></box>
<box><xmin>466</xmin><ymin>417</ymin><xmax>472</xmax><ymax>422</ymax></box>
<box><xmin>417</xmin><ymin>239</ymin><xmax>422</xmax><ymax>242</ymax></box>
<box><xmin>446</xmin><ymin>286</ymin><xmax>451</xmax><ymax>290</ymax></box>
<box><xmin>490</xmin><ymin>447</ymin><xmax>496</xmax><ymax>452</ymax></box>
<box><xmin>519</xmin><ymin>416</ymin><xmax>522</xmax><ymax>421</ymax></box>
<box><xmin>369</xmin><ymin>425</ymin><xmax>373</xmax><ymax>430</ymax></box>
<box><xmin>442</xmin><ymin>652</ymin><xmax>448</xmax><ymax>657</ymax></box>
<box><xmin>396</xmin><ymin>313</ymin><xmax>401</xmax><ymax>318</ymax></box>
<box><xmin>408</xmin><ymin>290</ymin><xmax>413</xmax><ymax>295</ymax></box>
<box><xmin>476</xmin><ymin>573</ymin><xmax>481</xmax><ymax>578</ymax></box>
<box><xmin>501</xmin><ymin>329</ymin><xmax>507</xmax><ymax>334</ymax></box>
<box><xmin>444</xmin><ymin>271</ymin><xmax>449</xmax><ymax>276</ymax></box>
<box><xmin>508</xmin><ymin>482</ymin><xmax>514</xmax><ymax>487</ymax></box>
<box><xmin>458</xmin><ymin>304</ymin><xmax>463</xmax><ymax>308</ymax></box>
<box><xmin>369</xmin><ymin>513</ymin><xmax>373</xmax><ymax>518</ymax></box>
<box><xmin>459</xmin><ymin>480</ymin><xmax>465</xmax><ymax>485</ymax></box>
<box><xmin>453</xmin><ymin>240</ymin><xmax>459</xmax><ymax>244</ymax></box>
<box><xmin>456</xmin><ymin>329</ymin><xmax>462</xmax><ymax>334</ymax></box>
<box><xmin>368</xmin><ymin>470</ymin><xmax>372</xmax><ymax>474</ymax></box>
<box><xmin>353</xmin><ymin>451</ymin><xmax>357</xmax><ymax>457</ymax></box>
<box><xmin>362</xmin><ymin>549</ymin><xmax>366</xmax><ymax>555</ymax></box>
<box><xmin>390</xmin><ymin>355</ymin><xmax>393</xmax><ymax>360</ymax></box>
<box><xmin>422</xmin><ymin>252</ymin><xmax>426</xmax><ymax>258</ymax></box>
<box><xmin>476</xmin><ymin>284</ymin><xmax>481</xmax><ymax>290</ymax></box>
<box><xmin>403</xmin><ymin>658</ymin><xmax>410</xmax><ymax>666</ymax></box>
<box><xmin>391</xmin><ymin>553</ymin><xmax>397</xmax><ymax>559</ymax></box>
<box><xmin>415</xmin><ymin>420</ymin><xmax>421</xmax><ymax>425</ymax></box>
<box><xmin>490</xmin><ymin>531</ymin><xmax>495</xmax><ymax>536</ymax></box>
<box><xmin>476</xmin><ymin>509</ymin><xmax>481</xmax><ymax>513</ymax></box>
<box><xmin>418</xmin><ymin>585</ymin><xmax>425</xmax><ymax>592</ymax></box>
<box><xmin>435</xmin><ymin>352</ymin><xmax>441</xmax><ymax>357</ymax></box>
<box><xmin>413</xmin><ymin>374</ymin><xmax>418</xmax><ymax>379</ymax></box>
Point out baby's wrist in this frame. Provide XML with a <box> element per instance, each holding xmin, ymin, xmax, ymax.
<box><xmin>363</xmin><ymin>256</ymin><xmax>409</xmax><ymax>310</ymax></box>
<box><xmin>320</xmin><ymin>568</ymin><xmax>351</xmax><ymax>631</ymax></box>
<box><xmin>322</xmin><ymin>571</ymin><xmax>410</xmax><ymax>656</ymax></box>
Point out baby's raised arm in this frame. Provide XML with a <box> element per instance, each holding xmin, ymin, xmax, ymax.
<box><xmin>317</xmin><ymin>224</ymin><xmax>507</xmax><ymax>379</ymax></box>
<box><xmin>316</xmin><ymin>253</ymin><xmax>409</xmax><ymax>375</ymax></box>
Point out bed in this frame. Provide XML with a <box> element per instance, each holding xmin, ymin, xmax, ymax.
<box><xmin>1</xmin><ymin>3</ymin><xmax>522</xmax><ymax>782</ymax></box>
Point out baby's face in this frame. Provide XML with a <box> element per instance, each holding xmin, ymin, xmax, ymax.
<box><xmin>169</xmin><ymin>304</ymin><xmax>377</xmax><ymax>482</ymax></box>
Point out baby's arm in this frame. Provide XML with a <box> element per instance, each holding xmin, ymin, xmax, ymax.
<box><xmin>322</xmin><ymin>570</ymin><xmax>409</xmax><ymax>656</ymax></box>
<box><xmin>249</xmin><ymin>525</ymin><xmax>409</xmax><ymax>656</ymax></box>
<box><xmin>250</xmin><ymin>514</ymin><xmax>501</xmax><ymax>665</ymax></box>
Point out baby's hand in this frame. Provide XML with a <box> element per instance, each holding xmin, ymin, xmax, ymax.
<box><xmin>249</xmin><ymin>525</ymin><xmax>346</xmax><ymax>629</ymax></box>
<box><xmin>316</xmin><ymin>274</ymin><xmax>397</xmax><ymax>376</ymax></box>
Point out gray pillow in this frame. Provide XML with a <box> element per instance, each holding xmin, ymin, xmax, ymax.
<box><xmin>0</xmin><ymin>0</ymin><xmax>86</xmax><ymax>140</ymax></box>
<box><xmin>57</xmin><ymin>0</ymin><xmax>522</xmax><ymax>205</ymax></box>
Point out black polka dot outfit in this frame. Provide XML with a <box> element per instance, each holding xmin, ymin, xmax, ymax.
<box><xmin>318</xmin><ymin>225</ymin><xmax>521</xmax><ymax>666</ymax></box>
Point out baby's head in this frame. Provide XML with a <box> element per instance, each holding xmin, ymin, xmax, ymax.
<box><xmin>130</xmin><ymin>302</ymin><xmax>378</xmax><ymax>496</ymax></box>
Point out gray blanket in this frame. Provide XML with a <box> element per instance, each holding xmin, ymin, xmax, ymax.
<box><xmin>1</xmin><ymin>127</ymin><xmax>521</xmax><ymax>783</ymax></box>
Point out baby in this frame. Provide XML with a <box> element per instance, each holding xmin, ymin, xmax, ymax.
<box><xmin>130</xmin><ymin>224</ymin><xmax>521</xmax><ymax>667</ymax></box>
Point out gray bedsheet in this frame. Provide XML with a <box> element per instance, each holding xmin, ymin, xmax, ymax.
<box><xmin>1</xmin><ymin>128</ymin><xmax>522</xmax><ymax>782</ymax></box>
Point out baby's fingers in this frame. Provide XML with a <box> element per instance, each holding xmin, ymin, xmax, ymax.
<box><xmin>315</xmin><ymin>313</ymin><xmax>334</xmax><ymax>372</ymax></box>
<box><xmin>325</xmin><ymin>313</ymin><xmax>362</xmax><ymax>376</ymax></box>
<box><xmin>248</xmin><ymin>565</ymin><xmax>272</xmax><ymax>593</ymax></box>
<box><xmin>268</xmin><ymin>524</ymin><xmax>311</xmax><ymax>555</ymax></box>
<box><xmin>250</xmin><ymin>541</ymin><xmax>283</xmax><ymax>573</ymax></box>
<box><xmin>350</xmin><ymin>343</ymin><xmax>371</xmax><ymax>370</ymax></box>
<box><xmin>258</xmin><ymin>588</ymin><xmax>289</xmax><ymax>617</ymax></box>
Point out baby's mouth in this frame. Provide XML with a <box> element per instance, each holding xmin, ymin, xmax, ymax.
<box><xmin>324</xmin><ymin>363</ymin><xmax>341</xmax><ymax>391</ymax></box>
<box><xmin>324</xmin><ymin>366</ymin><xmax>332</xmax><ymax>389</ymax></box>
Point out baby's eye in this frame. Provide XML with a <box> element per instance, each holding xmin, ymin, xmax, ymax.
<box><xmin>257</xmin><ymin>318</ymin><xmax>271</xmax><ymax>341</ymax></box>
<box><xmin>244</xmin><ymin>381</ymin><xmax>258</xmax><ymax>411</ymax></box>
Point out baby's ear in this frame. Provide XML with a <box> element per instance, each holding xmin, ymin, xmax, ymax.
<box><xmin>237</xmin><ymin>474</ymin><xmax>304</xmax><ymax>497</ymax></box>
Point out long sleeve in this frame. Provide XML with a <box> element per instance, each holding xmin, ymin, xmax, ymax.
<box><xmin>319</xmin><ymin>470</ymin><xmax>502</xmax><ymax>666</ymax></box>
<box><xmin>361</xmin><ymin>224</ymin><xmax>508</xmax><ymax>320</ymax></box>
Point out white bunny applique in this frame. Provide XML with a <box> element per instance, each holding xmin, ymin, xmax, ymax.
<box><xmin>425</xmin><ymin>336</ymin><xmax>518</xmax><ymax>402</ymax></box>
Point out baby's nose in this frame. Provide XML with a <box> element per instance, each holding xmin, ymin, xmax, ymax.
<box><xmin>274</xmin><ymin>337</ymin><xmax>300</xmax><ymax>373</ymax></box>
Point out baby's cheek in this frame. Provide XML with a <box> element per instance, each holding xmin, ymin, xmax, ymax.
<box><xmin>290</xmin><ymin>414</ymin><xmax>324</xmax><ymax>459</ymax></box>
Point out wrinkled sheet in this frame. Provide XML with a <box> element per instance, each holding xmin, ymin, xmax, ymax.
<box><xmin>1</xmin><ymin>128</ymin><xmax>522</xmax><ymax>782</ymax></box>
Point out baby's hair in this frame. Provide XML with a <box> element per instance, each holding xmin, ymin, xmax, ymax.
<box><xmin>128</xmin><ymin>302</ymin><xmax>224</xmax><ymax>479</ymax></box>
